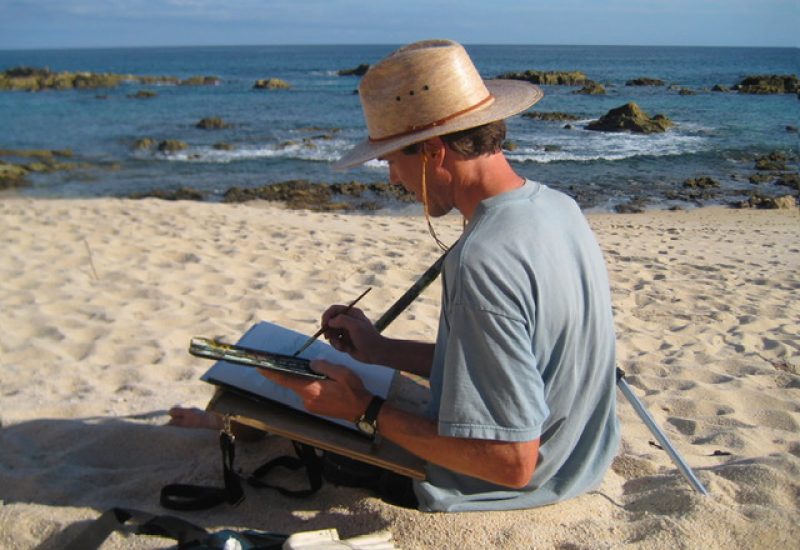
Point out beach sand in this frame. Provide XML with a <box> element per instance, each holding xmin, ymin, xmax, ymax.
<box><xmin>1</xmin><ymin>197</ymin><xmax>798</xmax><ymax>549</ymax></box>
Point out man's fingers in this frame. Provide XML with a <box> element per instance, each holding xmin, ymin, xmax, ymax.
<box><xmin>257</xmin><ymin>367</ymin><xmax>316</xmax><ymax>391</ymax></box>
<box><xmin>309</xmin><ymin>359</ymin><xmax>351</xmax><ymax>380</ymax></box>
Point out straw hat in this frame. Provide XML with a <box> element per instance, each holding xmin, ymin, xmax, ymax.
<box><xmin>333</xmin><ymin>39</ymin><xmax>543</xmax><ymax>170</ymax></box>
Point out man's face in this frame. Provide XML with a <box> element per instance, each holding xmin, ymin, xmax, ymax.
<box><xmin>382</xmin><ymin>148</ymin><xmax>452</xmax><ymax>217</ymax></box>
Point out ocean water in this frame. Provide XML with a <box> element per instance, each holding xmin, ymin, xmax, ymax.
<box><xmin>0</xmin><ymin>44</ymin><xmax>797</xmax><ymax>211</ymax></box>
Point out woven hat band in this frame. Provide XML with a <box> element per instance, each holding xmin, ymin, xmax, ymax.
<box><xmin>368</xmin><ymin>93</ymin><xmax>495</xmax><ymax>143</ymax></box>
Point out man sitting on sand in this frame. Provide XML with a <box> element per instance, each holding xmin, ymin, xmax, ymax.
<box><xmin>171</xmin><ymin>39</ymin><xmax>619</xmax><ymax>512</ymax></box>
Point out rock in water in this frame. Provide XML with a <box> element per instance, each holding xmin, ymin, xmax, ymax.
<box><xmin>586</xmin><ymin>102</ymin><xmax>674</xmax><ymax>134</ymax></box>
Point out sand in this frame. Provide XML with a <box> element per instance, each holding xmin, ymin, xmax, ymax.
<box><xmin>0</xmin><ymin>197</ymin><xmax>798</xmax><ymax>549</ymax></box>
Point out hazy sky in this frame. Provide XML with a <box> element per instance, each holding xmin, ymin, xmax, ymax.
<box><xmin>1</xmin><ymin>0</ymin><xmax>797</xmax><ymax>50</ymax></box>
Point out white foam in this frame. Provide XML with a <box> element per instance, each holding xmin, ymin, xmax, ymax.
<box><xmin>153</xmin><ymin>137</ymin><xmax>352</xmax><ymax>164</ymax></box>
<box><xmin>508</xmin><ymin>126</ymin><xmax>708</xmax><ymax>164</ymax></box>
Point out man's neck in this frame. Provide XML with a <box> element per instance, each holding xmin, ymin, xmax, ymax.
<box><xmin>454</xmin><ymin>153</ymin><xmax>525</xmax><ymax>220</ymax></box>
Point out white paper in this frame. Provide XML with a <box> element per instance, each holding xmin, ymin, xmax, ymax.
<box><xmin>200</xmin><ymin>321</ymin><xmax>395</xmax><ymax>431</ymax></box>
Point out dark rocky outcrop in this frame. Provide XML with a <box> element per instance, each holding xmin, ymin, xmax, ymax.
<box><xmin>683</xmin><ymin>176</ymin><xmax>720</xmax><ymax>189</ymax></box>
<box><xmin>669</xmin><ymin>86</ymin><xmax>696</xmax><ymax>96</ymax></box>
<box><xmin>253</xmin><ymin>78</ymin><xmax>291</xmax><ymax>90</ymax></box>
<box><xmin>0</xmin><ymin>149</ymin><xmax>94</xmax><ymax>190</ymax></box>
<box><xmin>614</xmin><ymin>197</ymin><xmax>649</xmax><ymax>214</ymax></box>
<box><xmin>626</xmin><ymin>78</ymin><xmax>665</xmax><ymax>87</ymax></box>
<box><xmin>735</xmin><ymin>75</ymin><xmax>798</xmax><ymax>94</ymax></box>
<box><xmin>131</xmin><ymin>187</ymin><xmax>206</xmax><ymax>201</ymax></box>
<box><xmin>221</xmin><ymin>180</ymin><xmax>413</xmax><ymax>211</ymax></box>
<box><xmin>196</xmin><ymin>117</ymin><xmax>230</xmax><ymax>130</ymax></box>
<box><xmin>497</xmin><ymin>70</ymin><xmax>594</xmax><ymax>86</ymax></box>
<box><xmin>755</xmin><ymin>151</ymin><xmax>789</xmax><ymax>171</ymax></box>
<box><xmin>586</xmin><ymin>102</ymin><xmax>674</xmax><ymax>134</ymax></box>
<box><xmin>0</xmin><ymin>162</ymin><xmax>30</xmax><ymax>190</ymax></box>
<box><xmin>0</xmin><ymin>67</ymin><xmax>222</xmax><ymax>92</ymax></box>
<box><xmin>133</xmin><ymin>138</ymin><xmax>156</xmax><ymax>150</ymax></box>
<box><xmin>338</xmin><ymin>64</ymin><xmax>370</xmax><ymax>76</ymax></box>
<box><xmin>775</xmin><ymin>173</ymin><xmax>800</xmax><ymax>191</ymax></box>
<box><xmin>712</xmin><ymin>84</ymin><xmax>730</xmax><ymax>92</ymax></box>
<box><xmin>523</xmin><ymin>111</ymin><xmax>581</xmax><ymax>122</ymax></box>
<box><xmin>734</xmin><ymin>193</ymin><xmax>797</xmax><ymax>209</ymax></box>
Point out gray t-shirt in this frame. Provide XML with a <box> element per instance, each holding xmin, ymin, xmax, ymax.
<box><xmin>414</xmin><ymin>180</ymin><xmax>620</xmax><ymax>512</ymax></box>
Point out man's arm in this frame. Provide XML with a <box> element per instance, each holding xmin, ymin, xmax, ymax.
<box><xmin>259</xmin><ymin>361</ymin><xmax>539</xmax><ymax>489</ymax></box>
<box><xmin>378</xmin><ymin>402</ymin><xmax>539</xmax><ymax>488</ymax></box>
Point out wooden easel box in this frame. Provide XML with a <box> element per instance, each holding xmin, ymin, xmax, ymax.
<box><xmin>206</xmin><ymin>372</ymin><xmax>428</xmax><ymax>480</ymax></box>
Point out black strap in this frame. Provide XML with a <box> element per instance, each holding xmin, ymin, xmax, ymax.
<box><xmin>64</xmin><ymin>507</ymin><xmax>209</xmax><ymax>550</ymax></box>
<box><xmin>161</xmin><ymin>431</ymin><xmax>244</xmax><ymax>511</ymax></box>
<box><xmin>247</xmin><ymin>442</ymin><xmax>324</xmax><ymax>498</ymax></box>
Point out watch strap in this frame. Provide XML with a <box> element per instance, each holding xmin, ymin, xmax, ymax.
<box><xmin>359</xmin><ymin>395</ymin><xmax>385</xmax><ymax>436</ymax></box>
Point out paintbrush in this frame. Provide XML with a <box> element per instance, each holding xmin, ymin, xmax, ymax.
<box><xmin>291</xmin><ymin>286</ymin><xmax>372</xmax><ymax>357</ymax></box>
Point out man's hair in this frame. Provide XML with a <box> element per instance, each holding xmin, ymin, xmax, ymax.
<box><xmin>402</xmin><ymin>119</ymin><xmax>507</xmax><ymax>158</ymax></box>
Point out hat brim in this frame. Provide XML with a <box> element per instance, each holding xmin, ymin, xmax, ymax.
<box><xmin>332</xmin><ymin>80</ymin><xmax>543</xmax><ymax>171</ymax></box>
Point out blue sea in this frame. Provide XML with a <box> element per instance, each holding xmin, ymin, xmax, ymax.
<box><xmin>0</xmin><ymin>44</ymin><xmax>797</xmax><ymax>211</ymax></box>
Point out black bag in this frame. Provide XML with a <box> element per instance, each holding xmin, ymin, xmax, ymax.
<box><xmin>63</xmin><ymin>507</ymin><xmax>288</xmax><ymax>550</ymax></box>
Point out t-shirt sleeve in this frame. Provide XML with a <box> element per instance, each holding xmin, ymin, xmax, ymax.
<box><xmin>436</xmin><ymin>302</ymin><xmax>548</xmax><ymax>442</ymax></box>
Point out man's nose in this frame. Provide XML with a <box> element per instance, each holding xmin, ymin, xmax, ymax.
<box><xmin>388</xmin><ymin>166</ymin><xmax>402</xmax><ymax>186</ymax></box>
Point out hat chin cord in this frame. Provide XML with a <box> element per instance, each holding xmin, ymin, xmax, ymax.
<box><xmin>421</xmin><ymin>154</ymin><xmax>450</xmax><ymax>252</ymax></box>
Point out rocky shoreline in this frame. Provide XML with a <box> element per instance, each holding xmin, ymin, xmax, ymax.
<box><xmin>2</xmin><ymin>145</ymin><xmax>796</xmax><ymax>214</ymax></box>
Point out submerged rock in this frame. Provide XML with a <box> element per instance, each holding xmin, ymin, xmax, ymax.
<box><xmin>129</xmin><ymin>90</ymin><xmax>157</xmax><ymax>99</ymax></box>
<box><xmin>497</xmin><ymin>70</ymin><xmax>594</xmax><ymax>86</ymax></box>
<box><xmin>179</xmin><ymin>76</ymin><xmax>220</xmax><ymax>86</ymax></box>
<box><xmin>157</xmin><ymin>140</ymin><xmax>188</xmax><ymax>153</ymax></box>
<box><xmin>586</xmin><ymin>102</ymin><xmax>674</xmax><ymax>134</ymax></box>
<box><xmin>626</xmin><ymin>77</ymin><xmax>665</xmax><ymax>86</ymax></box>
<box><xmin>523</xmin><ymin>111</ymin><xmax>580</xmax><ymax>122</ymax></box>
<box><xmin>196</xmin><ymin>117</ymin><xmax>230</xmax><ymax>130</ymax></box>
<box><xmin>574</xmin><ymin>83</ymin><xmax>606</xmax><ymax>95</ymax></box>
<box><xmin>253</xmin><ymin>78</ymin><xmax>291</xmax><ymax>90</ymax></box>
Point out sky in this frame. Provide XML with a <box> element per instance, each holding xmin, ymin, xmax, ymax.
<box><xmin>0</xmin><ymin>0</ymin><xmax>797</xmax><ymax>50</ymax></box>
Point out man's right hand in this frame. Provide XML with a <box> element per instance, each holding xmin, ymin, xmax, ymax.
<box><xmin>321</xmin><ymin>305</ymin><xmax>385</xmax><ymax>364</ymax></box>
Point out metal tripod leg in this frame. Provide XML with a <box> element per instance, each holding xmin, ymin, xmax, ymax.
<box><xmin>376</xmin><ymin>252</ymin><xmax>708</xmax><ymax>495</ymax></box>
<box><xmin>616</xmin><ymin>369</ymin><xmax>709</xmax><ymax>495</ymax></box>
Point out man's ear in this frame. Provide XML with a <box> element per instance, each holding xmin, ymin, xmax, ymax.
<box><xmin>422</xmin><ymin>138</ymin><xmax>445</xmax><ymax>162</ymax></box>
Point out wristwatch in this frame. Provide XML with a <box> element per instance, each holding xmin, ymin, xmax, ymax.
<box><xmin>356</xmin><ymin>396</ymin><xmax>385</xmax><ymax>438</ymax></box>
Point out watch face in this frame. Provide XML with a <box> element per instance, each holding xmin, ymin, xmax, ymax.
<box><xmin>358</xmin><ymin>419</ymin><xmax>376</xmax><ymax>436</ymax></box>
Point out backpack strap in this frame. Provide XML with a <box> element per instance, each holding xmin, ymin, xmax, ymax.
<box><xmin>161</xmin><ymin>430</ymin><xmax>244</xmax><ymax>511</ymax></box>
<box><xmin>247</xmin><ymin>441</ymin><xmax>324</xmax><ymax>498</ymax></box>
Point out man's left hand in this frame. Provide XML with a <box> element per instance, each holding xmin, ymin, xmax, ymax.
<box><xmin>258</xmin><ymin>360</ymin><xmax>373</xmax><ymax>423</ymax></box>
